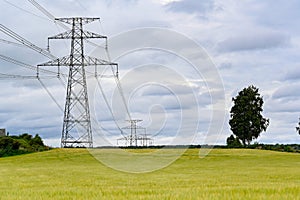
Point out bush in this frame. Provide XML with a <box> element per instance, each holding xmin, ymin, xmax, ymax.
<box><xmin>0</xmin><ymin>133</ymin><xmax>48</xmax><ymax>157</ymax></box>
<box><xmin>226</xmin><ymin>135</ymin><xmax>243</xmax><ymax>148</ymax></box>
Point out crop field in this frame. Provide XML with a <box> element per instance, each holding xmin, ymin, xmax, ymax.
<box><xmin>0</xmin><ymin>148</ymin><xmax>299</xmax><ymax>200</ymax></box>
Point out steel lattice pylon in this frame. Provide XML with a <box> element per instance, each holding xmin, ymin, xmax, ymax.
<box><xmin>117</xmin><ymin>119</ymin><xmax>153</xmax><ymax>147</ymax></box>
<box><xmin>38</xmin><ymin>17</ymin><xmax>117</xmax><ymax>148</ymax></box>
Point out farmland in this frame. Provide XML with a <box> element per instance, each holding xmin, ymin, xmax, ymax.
<box><xmin>0</xmin><ymin>148</ymin><xmax>299</xmax><ymax>199</ymax></box>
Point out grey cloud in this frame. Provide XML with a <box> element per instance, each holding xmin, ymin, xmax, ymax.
<box><xmin>104</xmin><ymin>0</ymin><xmax>138</xmax><ymax>7</ymax></box>
<box><xmin>141</xmin><ymin>83</ymin><xmax>195</xmax><ymax>97</ymax></box>
<box><xmin>272</xmin><ymin>84</ymin><xmax>300</xmax><ymax>100</ymax></box>
<box><xmin>135</xmin><ymin>20</ymin><xmax>171</xmax><ymax>28</ymax></box>
<box><xmin>245</xmin><ymin>1</ymin><xmax>300</xmax><ymax>32</ymax></box>
<box><xmin>266</xmin><ymin>100</ymin><xmax>300</xmax><ymax>113</ymax></box>
<box><xmin>166</xmin><ymin>0</ymin><xmax>214</xmax><ymax>15</ymax></box>
<box><xmin>217</xmin><ymin>31</ymin><xmax>289</xmax><ymax>52</ymax></box>
<box><xmin>218</xmin><ymin>62</ymin><xmax>232</xmax><ymax>70</ymax></box>
<box><xmin>266</xmin><ymin>84</ymin><xmax>300</xmax><ymax>114</ymax></box>
<box><xmin>283</xmin><ymin>68</ymin><xmax>300</xmax><ymax>81</ymax></box>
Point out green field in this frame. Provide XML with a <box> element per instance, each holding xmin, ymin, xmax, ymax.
<box><xmin>0</xmin><ymin>148</ymin><xmax>299</xmax><ymax>200</ymax></box>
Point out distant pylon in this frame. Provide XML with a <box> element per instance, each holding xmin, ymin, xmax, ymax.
<box><xmin>38</xmin><ymin>17</ymin><xmax>117</xmax><ymax>148</ymax></box>
<box><xmin>127</xmin><ymin>119</ymin><xmax>142</xmax><ymax>146</ymax></box>
<box><xmin>118</xmin><ymin>119</ymin><xmax>153</xmax><ymax>147</ymax></box>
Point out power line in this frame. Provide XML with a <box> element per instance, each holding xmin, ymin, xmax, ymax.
<box><xmin>0</xmin><ymin>38</ymin><xmax>27</xmax><ymax>48</ymax></box>
<box><xmin>105</xmin><ymin>41</ymin><xmax>132</xmax><ymax>121</ymax></box>
<box><xmin>0</xmin><ymin>72</ymin><xmax>36</xmax><ymax>79</ymax></box>
<box><xmin>0</xmin><ymin>23</ymin><xmax>70</xmax><ymax>81</ymax></box>
<box><xmin>38</xmin><ymin>78</ymin><xmax>64</xmax><ymax>112</ymax></box>
<box><xmin>95</xmin><ymin>20</ymin><xmax>132</xmax><ymax>121</ymax></box>
<box><xmin>28</xmin><ymin>0</ymin><xmax>107</xmax><ymax>49</ymax></box>
<box><xmin>96</xmin><ymin>20</ymin><xmax>132</xmax><ymax>121</ymax></box>
<box><xmin>0</xmin><ymin>54</ymin><xmax>65</xmax><ymax>77</ymax></box>
<box><xmin>0</xmin><ymin>24</ymin><xmax>56</xmax><ymax>60</ymax></box>
<box><xmin>27</xmin><ymin>0</ymin><xmax>68</xmax><ymax>28</ymax></box>
<box><xmin>95</xmin><ymin>77</ymin><xmax>123</xmax><ymax>133</ymax></box>
<box><xmin>3</xmin><ymin>0</ymin><xmax>51</xmax><ymax>21</ymax></box>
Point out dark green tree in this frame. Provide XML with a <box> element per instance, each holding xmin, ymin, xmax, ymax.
<box><xmin>229</xmin><ymin>85</ymin><xmax>269</xmax><ymax>146</ymax></box>
<box><xmin>0</xmin><ymin>133</ymin><xmax>48</xmax><ymax>157</ymax></box>
<box><xmin>32</xmin><ymin>134</ymin><xmax>44</xmax><ymax>146</ymax></box>
<box><xmin>296</xmin><ymin>118</ymin><xmax>300</xmax><ymax>135</ymax></box>
<box><xmin>0</xmin><ymin>137</ymin><xmax>20</xmax><ymax>151</ymax></box>
<box><xmin>226</xmin><ymin>134</ymin><xmax>242</xmax><ymax>148</ymax></box>
<box><xmin>19</xmin><ymin>133</ymin><xmax>32</xmax><ymax>141</ymax></box>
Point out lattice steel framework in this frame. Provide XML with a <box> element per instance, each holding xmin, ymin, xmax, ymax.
<box><xmin>38</xmin><ymin>17</ymin><xmax>117</xmax><ymax>148</ymax></box>
<box><xmin>118</xmin><ymin>119</ymin><xmax>153</xmax><ymax>147</ymax></box>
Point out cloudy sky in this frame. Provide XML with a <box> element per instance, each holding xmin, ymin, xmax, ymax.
<box><xmin>0</xmin><ymin>0</ymin><xmax>300</xmax><ymax>147</ymax></box>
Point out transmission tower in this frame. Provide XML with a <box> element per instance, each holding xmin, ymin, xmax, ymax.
<box><xmin>118</xmin><ymin>119</ymin><xmax>153</xmax><ymax>147</ymax></box>
<box><xmin>38</xmin><ymin>17</ymin><xmax>117</xmax><ymax>148</ymax></box>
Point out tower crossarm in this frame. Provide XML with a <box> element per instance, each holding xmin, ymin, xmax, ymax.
<box><xmin>56</xmin><ymin>17</ymin><xmax>100</xmax><ymax>25</ymax></box>
<box><xmin>125</xmin><ymin>119</ymin><xmax>143</xmax><ymax>123</ymax></box>
<box><xmin>85</xmin><ymin>56</ymin><xmax>117</xmax><ymax>66</ymax></box>
<box><xmin>48</xmin><ymin>30</ymin><xmax>107</xmax><ymax>40</ymax></box>
<box><xmin>38</xmin><ymin>56</ymin><xmax>117</xmax><ymax>67</ymax></box>
<box><xmin>122</xmin><ymin>126</ymin><xmax>145</xmax><ymax>129</ymax></box>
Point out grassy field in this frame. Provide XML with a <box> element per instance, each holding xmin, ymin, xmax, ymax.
<box><xmin>0</xmin><ymin>148</ymin><xmax>299</xmax><ymax>200</ymax></box>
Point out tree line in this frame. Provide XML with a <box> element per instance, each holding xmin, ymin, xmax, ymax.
<box><xmin>0</xmin><ymin>133</ymin><xmax>49</xmax><ymax>157</ymax></box>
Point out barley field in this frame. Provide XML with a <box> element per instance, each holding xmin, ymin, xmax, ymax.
<box><xmin>0</xmin><ymin>148</ymin><xmax>299</xmax><ymax>199</ymax></box>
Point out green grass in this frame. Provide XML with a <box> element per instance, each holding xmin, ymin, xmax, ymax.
<box><xmin>0</xmin><ymin>148</ymin><xmax>299</xmax><ymax>199</ymax></box>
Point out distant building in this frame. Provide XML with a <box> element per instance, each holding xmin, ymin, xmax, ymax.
<box><xmin>0</xmin><ymin>129</ymin><xmax>6</xmax><ymax>136</ymax></box>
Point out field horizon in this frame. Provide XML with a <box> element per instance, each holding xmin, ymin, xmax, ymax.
<box><xmin>0</xmin><ymin>148</ymin><xmax>299</xmax><ymax>199</ymax></box>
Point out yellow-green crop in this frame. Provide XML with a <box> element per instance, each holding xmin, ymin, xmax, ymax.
<box><xmin>0</xmin><ymin>148</ymin><xmax>299</xmax><ymax>200</ymax></box>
